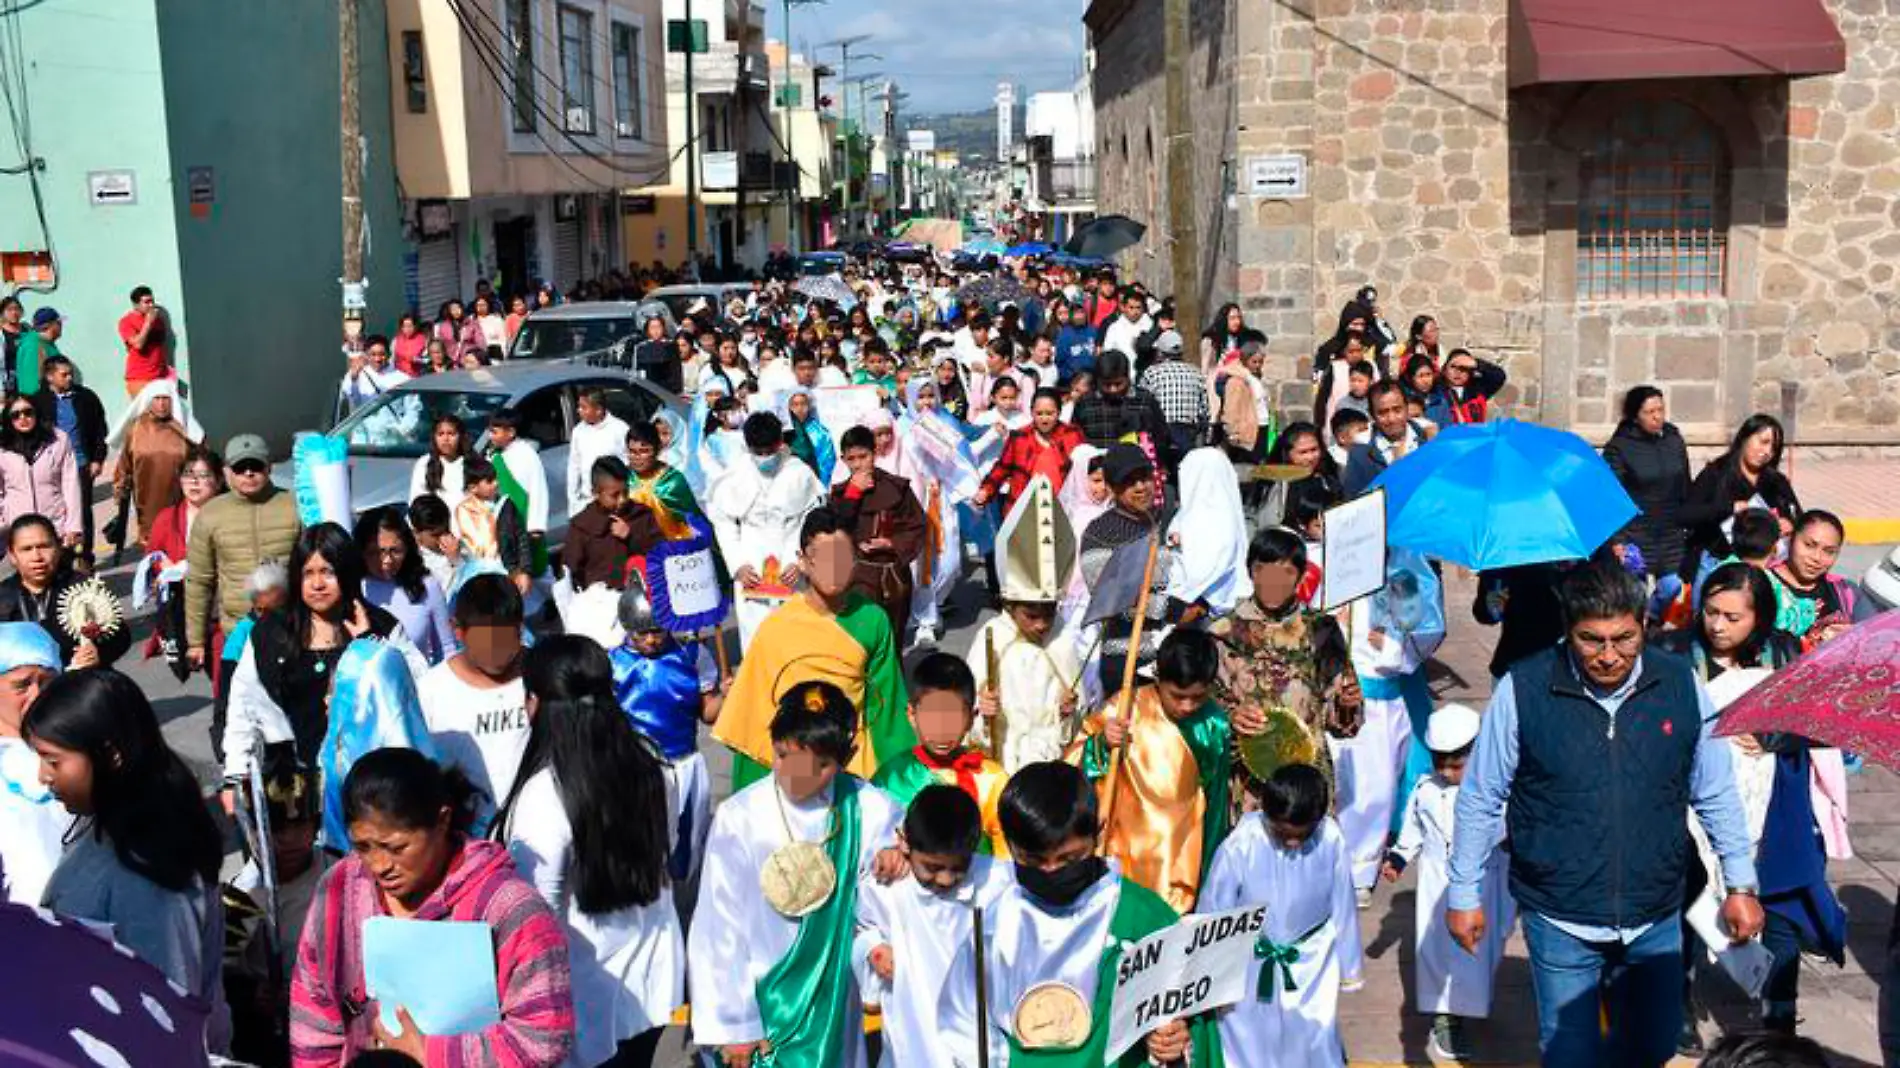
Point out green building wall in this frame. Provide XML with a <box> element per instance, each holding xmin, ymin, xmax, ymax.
<box><xmin>0</xmin><ymin>0</ymin><xmax>409</xmax><ymax>448</ymax></box>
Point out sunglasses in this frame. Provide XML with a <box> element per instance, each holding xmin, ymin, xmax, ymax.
<box><xmin>7</xmin><ymin>408</ymin><xmax>34</xmax><ymax>419</ymax></box>
<box><xmin>231</xmin><ymin>460</ymin><xmax>268</xmax><ymax>475</ymax></box>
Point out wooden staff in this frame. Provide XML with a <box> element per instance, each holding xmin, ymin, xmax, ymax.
<box><xmin>709</xmin><ymin>622</ymin><xmax>731</xmax><ymax>682</ymax></box>
<box><xmin>984</xmin><ymin>627</ymin><xmax>1005</xmax><ymax>762</ymax></box>
<box><xmin>973</xmin><ymin>904</ymin><xmax>992</xmax><ymax>1068</ymax></box>
<box><xmin>1098</xmin><ymin>529</ymin><xmax>1162</xmax><ymax>856</ymax></box>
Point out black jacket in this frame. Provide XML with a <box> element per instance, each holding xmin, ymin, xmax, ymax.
<box><xmin>630</xmin><ymin>338</ymin><xmax>683</xmax><ymax>395</ymax></box>
<box><xmin>1676</xmin><ymin>460</ymin><xmax>1800</xmax><ymax>581</ymax></box>
<box><xmin>33</xmin><ymin>385</ymin><xmax>108</xmax><ymax>469</ymax></box>
<box><xmin>1601</xmin><ymin>421</ymin><xmax>1693</xmax><ymax>577</ymax></box>
<box><xmin>0</xmin><ymin>569</ymin><xmax>133</xmax><ymax>668</ymax></box>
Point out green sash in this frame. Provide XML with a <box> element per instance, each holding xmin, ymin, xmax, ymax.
<box><xmin>754</xmin><ymin>776</ymin><xmax>863</xmax><ymax>1068</ymax></box>
<box><xmin>1175</xmin><ymin>702</ymin><xmax>1234</xmax><ymax>884</ymax></box>
<box><xmin>1003</xmin><ymin>879</ymin><xmax>1198</xmax><ymax>1068</ymax></box>
<box><xmin>832</xmin><ymin>592</ymin><xmax>917</xmax><ymax>771</ymax></box>
<box><xmin>491</xmin><ymin>450</ymin><xmax>548</xmax><ymax>575</ymax></box>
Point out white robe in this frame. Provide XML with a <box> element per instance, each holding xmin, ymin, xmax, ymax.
<box><xmin>938</xmin><ymin>865</ymin><xmax>1127</xmax><ymax>1068</ymax></box>
<box><xmin>567</xmin><ymin>414</ymin><xmax>632</xmax><ymax>515</ymax></box>
<box><xmin>1330</xmin><ymin>608</ymin><xmax>1445</xmax><ymax>889</ymax></box>
<box><xmin>504</xmin><ymin>767</ymin><xmax>685</xmax><ymax>1067</ymax></box>
<box><xmin>0</xmin><ymin>736</ymin><xmax>71</xmax><ymax>905</ymax></box>
<box><xmin>495</xmin><ymin>439</ymin><xmax>551</xmax><ymax>535</ymax></box>
<box><xmin>1199</xmin><ymin>815</ymin><xmax>1362</xmax><ymax>1068</ymax></box>
<box><xmin>408</xmin><ymin>455</ymin><xmax>466</xmax><ymax>516</ymax></box>
<box><xmin>1389</xmin><ymin>776</ymin><xmax>1515</xmax><ymax>1018</ymax></box>
<box><xmin>706</xmin><ymin>457</ymin><xmax>824</xmax><ymax>649</ymax></box>
<box><xmin>687</xmin><ymin>777</ymin><xmax>903</xmax><ymax>1064</ymax></box>
<box><xmin>854</xmin><ymin>856</ymin><xmax>1015</xmax><ymax>1068</ymax></box>
<box><xmin>966</xmin><ymin>614</ymin><xmax>1083</xmax><ymax>773</ymax></box>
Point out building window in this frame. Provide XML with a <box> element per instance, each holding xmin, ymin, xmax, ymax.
<box><xmin>402</xmin><ymin>31</ymin><xmax>427</xmax><ymax>114</ymax></box>
<box><xmin>611</xmin><ymin>22</ymin><xmax>641</xmax><ymax>139</ymax></box>
<box><xmin>1577</xmin><ymin>100</ymin><xmax>1729</xmax><ymax>301</ymax></box>
<box><xmin>557</xmin><ymin>4</ymin><xmax>596</xmax><ymax>135</ymax></box>
<box><xmin>507</xmin><ymin>0</ymin><xmax>535</xmax><ymax>132</ymax></box>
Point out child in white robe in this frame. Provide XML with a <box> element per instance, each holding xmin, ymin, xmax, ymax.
<box><xmin>855</xmin><ymin>785</ymin><xmax>1014</xmax><ymax>1068</ymax></box>
<box><xmin>1381</xmin><ymin>703</ymin><xmax>1515</xmax><ymax>1063</ymax></box>
<box><xmin>938</xmin><ymin>762</ymin><xmax>1202</xmax><ymax>1068</ymax></box>
<box><xmin>1199</xmin><ymin>763</ymin><xmax>1364</xmax><ymax>1068</ymax></box>
<box><xmin>688</xmin><ymin>680</ymin><xmax>904</xmax><ymax>1068</ymax></box>
<box><xmin>968</xmin><ymin>595</ymin><xmax>1082</xmax><ymax>773</ymax></box>
<box><xmin>1331</xmin><ymin>552</ymin><xmax>1446</xmax><ymax>897</ymax></box>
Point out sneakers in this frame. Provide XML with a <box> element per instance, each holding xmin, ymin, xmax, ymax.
<box><xmin>1427</xmin><ymin>1015</ymin><xmax>1473</xmax><ymax>1062</ymax></box>
<box><xmin>908</xmin><ymin>623</ymin><xmax>939</xmax><ymax>650</ymax></box>
<box><xmin>1355</xmin><ymin>887</ymin><xmax>1373</xmax><ymax>910</ymax></box>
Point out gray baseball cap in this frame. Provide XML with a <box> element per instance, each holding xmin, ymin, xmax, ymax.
<box><xmin>225</xmin><ymin>433</ymin><xmax>271</xmax><ymax>466</ymax></box>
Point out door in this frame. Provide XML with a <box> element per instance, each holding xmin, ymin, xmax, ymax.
<box><xmin>495</xmin><ymin>216</ymin><xmax>535</xmax><ymax>298</ymax></box>
<box><xmin>415</xmin><ymin>235</ymin><xmax>462</xmax><ymax>318</ymax></box>
<box><xmin>554</xmin><ymin>215</ymin><xmax>583</xmax><ymax>293</ymax></box>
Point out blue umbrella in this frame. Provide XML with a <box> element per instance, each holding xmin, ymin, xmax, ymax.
<box><xmin>964</xmin><ymin>236</ymin><xmax>1007</xmax><ymax>256</ymax></box>
<box><xmin>1006</xmin><ymin>241</ymin><xmax>1054</xmax><ymax>258</ymax></box>
<box><xmin>1367</xmin><ymin>419</ymin><xmax>1638</xmax><ymax>570</ymax></box>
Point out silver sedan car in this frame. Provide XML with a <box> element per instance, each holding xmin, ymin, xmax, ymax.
<box><xmin>285</xmin><ymin>363</ymin><xmax>686</xmax><ymax>545</ymax></box>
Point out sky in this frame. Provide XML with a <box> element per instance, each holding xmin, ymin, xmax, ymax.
<box><xmin>769</xmin><ymin>0</ymin><xmax>1089</xmax><ymax>115</ymax></box>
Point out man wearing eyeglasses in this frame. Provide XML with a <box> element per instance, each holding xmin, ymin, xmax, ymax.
<box><xmin>184</xmin><ymin>433</ymin><xmax>300</xmax><ymax>676</ymax></box>
<box><xmin>1444</xmin><ymin>560</ymin><xmax>1762</xmax><ymax>1067</ymax></box>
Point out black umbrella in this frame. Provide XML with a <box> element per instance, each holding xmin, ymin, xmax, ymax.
<box><xmin>1065</xmin><ymin>214</ymin><xmax>1147</xmax><ymax>260</ymax></box>
<box><xmin>954</xmin><ymin>275</ymin><xmax>1035</xmax><ymax>311</ymax></box>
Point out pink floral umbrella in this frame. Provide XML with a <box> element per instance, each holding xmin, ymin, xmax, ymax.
<box><xmin>1716</xmin><ymin>610</ymin><xmax>1900</xmax><ymax>768</ymax></box>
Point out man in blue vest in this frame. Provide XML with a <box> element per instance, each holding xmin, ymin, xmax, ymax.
<box><xmin>1446</xmin><ymin>560</ymin><xmax>1763</xmax><ymax>1066</ymax></box>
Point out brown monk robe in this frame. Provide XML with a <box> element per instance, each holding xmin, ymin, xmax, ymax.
<box><xmin>829</xmin><ymin>465</ymin><xmax>926</xmax><ymax>637</ymax></box>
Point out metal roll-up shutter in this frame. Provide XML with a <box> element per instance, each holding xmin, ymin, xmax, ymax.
<box><xmin>554</xmin><ymin>217</ymin><xmax>582</xmax><ymax>292</ymax></box>
<box><xmin>415</xmin><ymin>235</ymin><xmax>462</xmax><ymax>318</ymax></box>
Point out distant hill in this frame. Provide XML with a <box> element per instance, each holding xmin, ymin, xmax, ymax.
<box><xmin>908</xmin><ymin>108</ymin><xmax>1007</xmax><ymax>165</ymax></box>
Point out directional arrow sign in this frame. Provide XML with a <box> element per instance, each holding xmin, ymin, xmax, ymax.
<box><xmin>1246</xmin><ymin>154</ymin><xmax>1307</xmax><ymax>199</ymax></box>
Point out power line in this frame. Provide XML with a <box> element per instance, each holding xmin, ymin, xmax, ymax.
<box><xmin>0</xmin><ymin>4</ymin><xmax>53</xmax><ymax>293</ymax></box>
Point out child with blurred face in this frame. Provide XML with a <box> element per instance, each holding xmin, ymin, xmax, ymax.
<box><xmin>690</xmin><ymin>680</ymin><xmax>905</xmax><ymax>1068</ymax></box>
<box><xmin>872</xmin><ymin>653</ymin><xmax>1010</xmax><ymax>857</ymax></box>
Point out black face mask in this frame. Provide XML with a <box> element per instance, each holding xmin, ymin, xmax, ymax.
<box><xmin>1016</xmin><ymin>856</ymin><xmax>1108</xmax><ymax>909</ymax></box>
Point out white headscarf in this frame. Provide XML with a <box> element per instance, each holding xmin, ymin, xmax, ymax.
<box><xmin>1165</xmin><ymin>447</ymin><xmax>1249</xmax><ymax>613</ymax></box>
<box><xmin>1058</xmin><ymin>443</ymin><xmax>1110</xmax><ymax>534</ymax></box>
<box><xmin>107</xmin><ymin>377</ymin><xmax>205</xmax><ymax>452</ymax></box>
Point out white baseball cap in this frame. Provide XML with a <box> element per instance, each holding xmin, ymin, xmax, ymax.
<box><xmin>1425</xmin><ymin>703</ymin><xmax>1481</xmax><ymax>754</ymax></box>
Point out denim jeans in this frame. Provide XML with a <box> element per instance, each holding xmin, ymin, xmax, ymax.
<box><xmin>1522</xmin><ymin>911</ymin><xmax>1684</xmax><ymax>1068</ymax></box>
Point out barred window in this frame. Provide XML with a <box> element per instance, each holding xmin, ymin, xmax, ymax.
<box><xmin>1577</xmin><ymin>101</ymin><xmax>1728</xmax><ymax>301</ymax></box>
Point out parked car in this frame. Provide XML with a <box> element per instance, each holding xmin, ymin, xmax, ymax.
<box><xmin>506</xmin><ymin>300</ymin><xmax>675</xmax><ymax>363</ymax></box>
<box><xmin>283</xmin><ymin>363</ymin><xmax>686</xmax><ymax>547</ymax></box>
<box><xmin>1862</xmin><ymin>545</ymin><xmax>1900</xmax><ymax>613</ymax></box>
<box><xmin>646</xmin><ymin>283</ymin><xmax>755</xmax><ymax>325</ymax></box>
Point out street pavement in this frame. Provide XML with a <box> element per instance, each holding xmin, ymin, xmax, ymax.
<box><xmin>90</xmin><ymin>499</ymin><xmax>1895</xmax><ymax>1067</ymax></box>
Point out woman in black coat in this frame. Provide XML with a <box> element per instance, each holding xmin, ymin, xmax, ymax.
<box><xmin>1676</xmin><ymin>412</ymin><xmax>1801</xmax><ymax>583</ymax></box>
<box><xmin>1601</xmin><ymin>386</ymin><xmax>1693</xmax><ymax>579</ymax></box>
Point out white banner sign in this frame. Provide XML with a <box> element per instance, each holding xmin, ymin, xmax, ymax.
<box><xmin>1103</xmin><ymin>905</ymin><xmax>1266</xmax><ymax>1063</ymax></box>
<box><xmin>1320</xmin><ymin>488</ymin><xmax>1388</xmax><ymax>612</ymax></box>
<box><xmin>662</xmin><ymin>548</ymin><xmax>724</xmax><ymax>618</ymax></box>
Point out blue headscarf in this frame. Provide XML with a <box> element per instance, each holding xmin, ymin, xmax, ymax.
<box><xmin>782</xmin><ymin>387</ymin><xmax>837</xmax><ymax>484</ymax></box>
<box><xmin>317</xmin><ymin>639</ymin><xmax>436</xmax><ymax>849</ymax></box>
<box><xmin>0</xmin><ymin>621</ymin><xmax>62</xmax><ymax>674</ymax></box>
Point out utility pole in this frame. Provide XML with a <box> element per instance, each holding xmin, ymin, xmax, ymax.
<box><xmin>684</xmin><ymin>0</ymin><xmax>700</xmax><ymax>265</ymax></box>
<box><xmin>821</xmin><ymin>36</ymin><xmax>872</xmax><ymax>237</ymax></box>
<box><xmin>339</xmin><ymin>0</ymin><xmax>366</xmax><ymax>353</ymax></box>
<box><xmin>779</xmin><ymin>0</ymin><xmax>826</xmax><ymax>252</ymax></box>
<box><xmin>1162</xmin><ymin>0</ymin><xmax>1200</xmax><ymax>338</ymax></box>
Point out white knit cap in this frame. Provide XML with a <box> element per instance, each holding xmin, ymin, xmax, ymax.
<box><xmin>1425</xmin><ymin>703</ymin><xmax>1481</xmax><ymax>754</ymax></box>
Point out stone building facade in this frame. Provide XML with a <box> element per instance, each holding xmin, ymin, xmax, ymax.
<box><xmin>1087</xmin><ymin>0</ymin><xmax>1900</xmax><ymax>447</ymax></box>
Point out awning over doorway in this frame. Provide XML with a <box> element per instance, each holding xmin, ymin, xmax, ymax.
<box><xmin>1509</xmin><ymin>0</ymin><xmax>1847</xmax><ymax>89</ymax></box>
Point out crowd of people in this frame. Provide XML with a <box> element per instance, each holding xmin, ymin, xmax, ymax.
<box><xmin>0</xmin><ymin>246</ymin><xmax>1881</xmax><ymax>1068</ymax></box>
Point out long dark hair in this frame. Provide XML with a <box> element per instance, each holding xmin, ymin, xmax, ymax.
<box><xmin>1697</xmin><ymin>562</ymin><xmax>1785</xmax><ymax>669</ymax></box>
<box><xmin>424</xmin><ymin>414</ymin><xmax>467</xmax><ymax>494</ymax></box>
<box><xmin>494</xmin><ymin>636</ymin><xmax>670</xmax><ymax>913</ymax></box>
<box><xmin>289</xmin><ymin>522</ymin><xmax>366</xmax><ymax>645</ymax></box>
<box><xmin>1269</xmin><ymin>419</ymin><xmax>1341</xmax><ymax>485</ymax></box>
<box><xmin>353</xmin><ymin>507</ymin><xmax>428</xmax><ymax>602</ymax></box>
<box><xmin>1203</xmin><ymin>302</ymin><xmax>1242</xmax><ymax>344</ymax></box>
<box><xmin>23</xmin><ymin>670</ymin><xmax>223</xmax><ymax>892</ymax></box>
<box><xmin>0</xmin><ymin>391</ymin><xmax>52</xmax><ymax>455</ymax></box>
<box><xmin>1721</xmin><ymin>413</ymin><xmax>1786</xmax><ymax>476</ymax></box>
